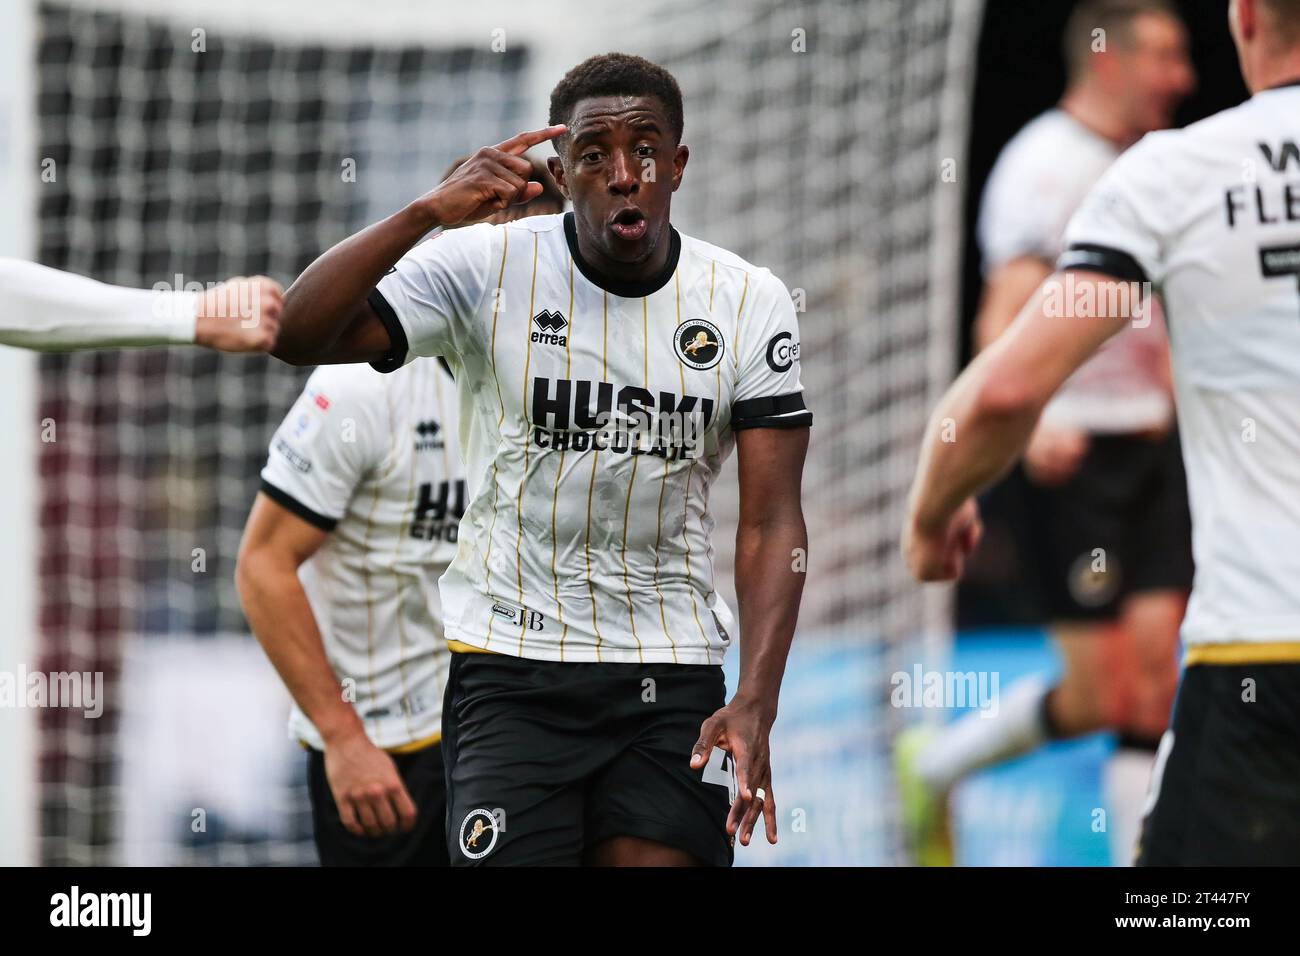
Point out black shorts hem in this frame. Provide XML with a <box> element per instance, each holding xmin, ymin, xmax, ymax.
<box><xmin>588</xmin><ymin>812</ymin><xmax>733</xmax><ymax>868</ymax></box>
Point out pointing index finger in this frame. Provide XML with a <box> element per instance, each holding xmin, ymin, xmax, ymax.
<box><xmin>495</xmin><ymin>124</ymin><xmax>568</xmax><ymax>155</ymax></box>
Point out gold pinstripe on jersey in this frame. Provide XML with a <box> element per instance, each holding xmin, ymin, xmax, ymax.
<box><xmin>387</xmin><ymin>370</ymin><xmax>422</xmax><ymax>744</ymax></box>
<box><xmin>582</xmin><ymin>290</ymin><xmax>610</xmax><ymax>658</ymax></box>
<box><xmin>677</xmin><ymin>266</ymin><xmax>710</xmax><ymax>648</ymax></box>
<box><xmin>515</xmin><ymin>234</ymin><xmax>540</xmax><ymax>655</ymax></box>
<box><xmin>551</xmin><ymin>256</ymin><xmax>575</xmax><ymax>657</ymax></box>
<box><xmin>483</xmin><ymin>229</ymin><xmax>510</xmax><ymax>650</ymax></box>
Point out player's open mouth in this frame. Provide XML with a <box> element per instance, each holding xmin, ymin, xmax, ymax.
<box><xmin>610</xmin><ymin>207</ymin><xmax>648</xmax><ymax>241</ymax></box>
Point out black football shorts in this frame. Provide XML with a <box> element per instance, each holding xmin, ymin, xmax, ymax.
<box><xmin>442</xmin><ymin>651</ymin><xmax>735</xmax><ymax>866</ymax></box>
<box><xmin>1026</xmin><ymin>428</ymin><xmax>1193</xmax><ymax>622</ymax></box>
<box><xmin>306</xmin><ymin>740</ymin><xmax>449</xmax><ymax>867</ymax></box>
<box><xmin>1136</xmin><ymin>659</ymin><xmax>1300</xmax><ymax>865</ymax></box>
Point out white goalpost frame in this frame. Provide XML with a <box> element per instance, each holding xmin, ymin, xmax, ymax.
<box><xmin>921</xmin><ymin>0</ymin><xmax>985</xmax><ymax>681</ymax></box>
<box><xmin>0</xmin><ymin>0</ymin><xmax>39</xmax><ymax>868</ymax></box>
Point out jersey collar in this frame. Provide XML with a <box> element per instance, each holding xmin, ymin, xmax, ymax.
<box><xmin>1264</xmin><ymin>76</ymin><xmax>1300</xmax><ymax>92</ymax></box>
<box><xmin>563</xmin><ymin>211</ymin><xmax>680</xmax><ymax>298</ymax></box>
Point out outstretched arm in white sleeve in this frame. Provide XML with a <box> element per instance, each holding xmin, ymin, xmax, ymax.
<box><xmin>0</xmin><ymin>258</ymin><xmax>282</xmax><ymax>353</ymax></box>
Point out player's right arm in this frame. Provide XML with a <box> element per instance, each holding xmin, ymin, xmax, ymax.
<box><xmin>271</xmin><ymin>125</ymin><xmax>566</xmax><ymax>367</ymax></box>
<box><xmin>236</xmin><ymin>495</ymin><xmax>416</xmax><ymax>838</ymax></box>
<box><xmin>236</xmin><ymin>366</ymin><xmax>415</xmax><ymax>838</ymax></box>
<box><xmin>976</xmin><ymin>256</ymin><xmax>1090</xmax><ymax>485</ymax></box>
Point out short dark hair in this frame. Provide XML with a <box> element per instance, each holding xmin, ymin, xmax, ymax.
<box><xmin>548</xmin><ymin>52</ymin><xmax>684</xmax><ymax>149</ymax></box>
<box><xmin>1262</xmin><ymin>0</ymin><xmax>1300</xmax><ymax>44</ymax></box>
<box><xmin>1063</xmin><ymin>0</ymin><xmax>1182</xmax><ymax>82</ymax></box>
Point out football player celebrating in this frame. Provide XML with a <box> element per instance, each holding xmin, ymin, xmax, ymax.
<box><xmin>271</xmin><ymin>53</ymin><xmax>811</xmax><ymax>866</ymax></box>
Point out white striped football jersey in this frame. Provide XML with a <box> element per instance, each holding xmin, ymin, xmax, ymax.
<box><xmin>370</xmin><ymin>212</ymin><xmax>811</xmax><ymax>664</ymax></box>
<box><xmin>260</xmin><ymin>358</ymin><xmax>465</xmax><ymax>749</ymax></box>
<box><xmin>1060</xmin><ymin>80</ymin><xmax>1300</xmax><ymax>646</ymax></box>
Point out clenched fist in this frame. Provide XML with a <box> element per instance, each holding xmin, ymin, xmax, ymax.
<box><xmin>902</xmin><ymin>497</ymin><xmax>984</xmax><ymax>582</ymax></box>
<box><xmin>195</xmin><ymin>275</ymin><xmax>284</xmax><ymax>353</ymax></box>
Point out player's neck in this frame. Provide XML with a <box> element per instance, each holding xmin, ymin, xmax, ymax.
<box><xmin>564</xmin><ymin>212</ymin><xmax>681</xmax><ymax>299</ymax></box>
<box><xmin>1060</xmin><ymin>87</ymin><xmax>1140</xmax><ymax>150</ymax></box>
<box><xmin>1247</xmin><ymin>49</ymin><xmax>1300</xmax><ymax>94</ymax></box>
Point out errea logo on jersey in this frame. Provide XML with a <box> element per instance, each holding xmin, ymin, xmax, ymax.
<box><xmin>532</xmin><ymin>309</ymin><xmax>568</xmax><ymax>347</ymax></box>
<box><xmin>413</xmin><ymin>419</ymin><xmax>444</xmax><ymax>452</ymax></box>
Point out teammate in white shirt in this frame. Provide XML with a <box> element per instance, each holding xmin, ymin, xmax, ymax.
<box><xmin>905</xmin><ymin>0</ymin><xmax>1300</xmax><ymax>866</ymax></box>
<box><xmin>0</xmin><ymin>259</ymin><xmax>282</xmax><ymax>354</ymax></box>
<box><xmin>271</xmin><ymin>53</ymin><xmax>811</xmax><ymax>866</ymax></box>
<box><xmin>238</xmin><ymin>358</ymin><xmax>464</xmax><ymax>865</ymax></box>
<box><xmin>235</xmin><ymin>164</ymin><xmax>563</xmax><ymax>866</ymax></box>
<box><xmin>896</xmin><ymin>0</ymin><xmax>1196</xmax><ymax>867</ymax></box>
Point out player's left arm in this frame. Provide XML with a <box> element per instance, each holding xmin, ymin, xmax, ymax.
<box><xmin>693</xmin><ymin>425</ymin><xmax>809</xmax><ymax>847</ymax></box>
<box><xmin>691</xmin><ymin>271</ymin><xmax>811</xmax><ymax>848</ymax></box>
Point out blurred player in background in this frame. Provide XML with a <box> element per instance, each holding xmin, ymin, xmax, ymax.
<box><xmin>235</xmin><ymin>161</ymin><xmax>561</xmax><ymax>866</ymax></box>
<box><xmin>906</xmin><ymin>0</ymin><xmax>1300</xmax><ymax>866</ymax></box>
<box><xmin>0</xmin><ymin>259</ymin><xmax>282</xmax><ymax>354</ymax></box>
<box><xmin>897</xmin><ymin>0</ymin><xmax>1196</xmax><ymax>866</ymax></box>
<box><xmin>270</xmin><ymin>52</ymin><xmax>811</xmax><ymax>867</ymax></box>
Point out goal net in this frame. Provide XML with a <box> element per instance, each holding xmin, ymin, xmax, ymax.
<box><xmin>642</xmin><ymin>0</ymin><xmax>981</xmax><ymax>864</ymax></box>
<box><xmin>19</xmin><ymin>0</ymin><xmax>981</xmax><ymax>865</ymax></box>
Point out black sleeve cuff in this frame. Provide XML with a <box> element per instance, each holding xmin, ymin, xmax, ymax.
<box><xmin>260</xmin><ymin>479</ymin><xmax>339</xmax><ymax>532</ymax></box>
<box><xmin>367</xmin><ymin>288</ymin><xmax>410</xmax><ymax>374</ymax></box>
<box><xmin>1057</xmin><ymin>243</ymin><xmax>1150</xmax><ymax>285</ymax></box>
<box><xmin>732</xmin><ymin>392</ymin><xmax>813</xmax><ymax>431</ymax></box>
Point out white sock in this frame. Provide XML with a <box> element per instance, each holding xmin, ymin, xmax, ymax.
<box><xmin>1103</xmin><ymin>746</ymin><xmax>1155</xmax><ymax>867</ymax></box>
<box><xmin>915</xmin><ymin>675</ymin><xmax>1052</xmax><ymax>793</ymax></box>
